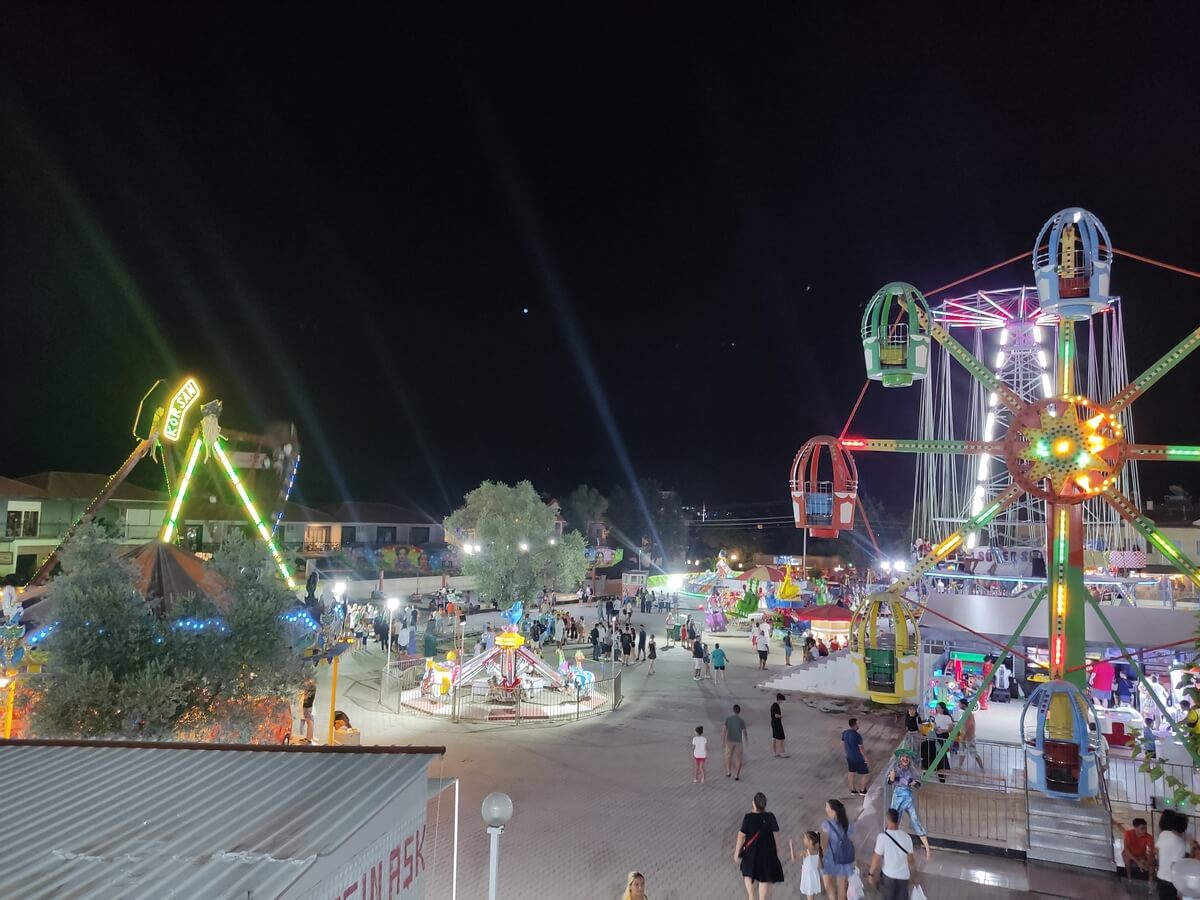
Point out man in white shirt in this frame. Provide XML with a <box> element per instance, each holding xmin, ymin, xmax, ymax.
<box><xmin>869</xmin><ymin>808</ymin><xmax>918</xmax><ymax>900</ymax></box>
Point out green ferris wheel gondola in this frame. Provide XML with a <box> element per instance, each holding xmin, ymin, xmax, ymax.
<box><xmin>861</xmin><ymin>282</ymin><xmax>933</xmax><ymax>387</ymax></box>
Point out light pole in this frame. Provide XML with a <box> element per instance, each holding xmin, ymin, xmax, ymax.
<box><xmin>481</xmin><ymin>792</ymin><xmax>513</xmax><ymax>900</ymax></box>
<box><xmin>379</xmin><ymin>596</ymin><xmax>400</xmax><ymax>702</ymax></box>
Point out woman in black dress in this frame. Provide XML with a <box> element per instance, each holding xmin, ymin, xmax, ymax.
<box><xmin>733</xmin><ymin>791</ymin><xmax>785</xmax><ymax>899</ymax></box>
<box><xmin>770</xmin><ymin>693</ymin><xmax>788</xmax><ymax>758</ymax></box>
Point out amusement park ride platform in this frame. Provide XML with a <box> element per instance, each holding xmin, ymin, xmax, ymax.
<box><xmin>791</xmin><ymin>206</ymin><xmax>1200</xmax><ymax>798</ymax></box>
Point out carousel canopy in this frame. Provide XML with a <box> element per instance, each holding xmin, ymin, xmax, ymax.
<box><xmin>121</xmin><ymin>541</ymin><xmax>234</xmax><ymax>613</ymax></box>
<box><xmin>805</xmin><ymin>606</ymin><xmax>853</xmax><ymax>622</ymax></box>
<box><xmin>736</xmin><ymin>565</ymin><xmax>786</xmax><ymax>583</ymax></box>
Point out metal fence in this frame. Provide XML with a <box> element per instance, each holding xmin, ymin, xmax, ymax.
<box><xmin>884</xmin><ymin>734</ymin><xmax>1024</xmax><ymax>847</ymax></box>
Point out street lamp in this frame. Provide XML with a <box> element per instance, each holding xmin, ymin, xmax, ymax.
<box><xmin>519</xmin><ymin>542</ymin><xmax>529</xmax><ymax>552</ymax></box>
<box><xmin>481</xmin><ymin>792</ymin><xmax>513</xmax><ymax>900</ymax></box>
<box><xmin>548</xmin><ymin>538</ymin><xmax>556</xmax><ymax>546</ymax></box>
<box><xmin>379</xmin><ymin>596</ymin><xmax>400</xmax><ymax>702</ymax></box>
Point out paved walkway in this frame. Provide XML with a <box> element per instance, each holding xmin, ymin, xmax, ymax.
<box><xmin>310</xmin><ymin>604</ymin><xmax>1139</xmax><ymax>899</ymax></box>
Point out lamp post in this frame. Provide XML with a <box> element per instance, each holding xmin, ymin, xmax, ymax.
<box><xmin>481</xmin><ymin>792</ymin><xmax>513</xmax><ymax>900</ymax></box>
<box><xmin>379</xmin><ymin>596</ymin><xmax>400</xmax><ymax>702</ymax></box>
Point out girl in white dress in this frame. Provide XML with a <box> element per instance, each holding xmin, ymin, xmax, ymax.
<box><xmin>789</xmin><ymin>830</ymin><xmax>823</xmax><ymax>899</ymax></box>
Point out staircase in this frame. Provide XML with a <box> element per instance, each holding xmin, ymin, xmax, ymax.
<box><xmin>757</xmin><ymin>652</ymin><xmax>870</xmax><ymax>698</ymax></box>
<box><xmin>1026</xmin><ymin>793</ymin><xmax>1115</xmax><ymax>872</ymax></box>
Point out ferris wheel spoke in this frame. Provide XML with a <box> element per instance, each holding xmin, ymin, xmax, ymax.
<box><xmin>1109</xmin><ymin>324</ymin><xmax>1200</xmax><ymax>414</ymax></box>
<box><xmin>1126</xmin><ymin>443</ymin><xmax>1200</xmax><ymax>462</ymax></box>
<box><xmin>929</xmin><ymin>323</ymin><xmax>1025</xmax><ymax>412</ymax></box>
<box><xmin>840</xmin><ymin>438</ymin><xmax>1002</xmax><ymax>455</ymax></box>
<box><xmin>887</xmin><ymin>483</ymin><xmax>1023</xmax><ymax>594</ymax></box>
<box><xmin>1102</xmin><ymin>486</ymin><xmax>1200</xmax><ymax>587</ymax></box>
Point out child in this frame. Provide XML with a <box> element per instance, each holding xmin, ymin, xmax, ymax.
<box><xmin>788</xmin><ymin>830</ymin><xmax>822</xmax><ymax>900</ymax></box>
<box><xmin>703</xmin><ymin>642</ymin><xmax>712</xmax><ymax>679</ymax></box>
<box><xmin>692</xmin><ymin>725</ymin><xmax>707</xmax><ymax>784</ymax></box>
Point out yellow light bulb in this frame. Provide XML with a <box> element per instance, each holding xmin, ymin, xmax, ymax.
<box><xmin>1054</xmin><ymin>439</ymin><xmax>1072</xmax><ymax>456</ymax></box>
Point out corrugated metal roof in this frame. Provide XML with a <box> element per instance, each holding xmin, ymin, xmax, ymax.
<box><xmin>0</xmin><ymin>741</ymin><xmax>442</xmax><ymax>899</ymax></box>
<box><xmin>17</xmin><ymin>472</ymin><xmax>166</xmax><ymax>503</ymax></box>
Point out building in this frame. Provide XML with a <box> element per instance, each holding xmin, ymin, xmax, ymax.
<box><xmin>0</xmin><ymin>472</ymin><xmax>448</xmax><ymax>582</ymax></box>
<box><xmin>0</xmin><ymin>739</ymin><xmax>453</xmax><ymax>899</ymax></box>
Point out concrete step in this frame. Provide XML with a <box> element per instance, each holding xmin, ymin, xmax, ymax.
<box><xmin>1027</xmin><ymin>841</ymin><xmax>1114</xmax><ymax>872</ymax></box>
<box><xmin>1028</xmin><ymin>812</ymin><xmax>1110</xmax><ymax>842</ymax></box>
<box><xmin>1029</xmin><ymin>824</ymin><xmax>1112</xmax><ymax>857</ymax></box>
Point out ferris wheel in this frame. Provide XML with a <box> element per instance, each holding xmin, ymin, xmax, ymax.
<box><xmin>790</xmin><ymin>206</ymin><xmax>1200</xmax><ymax>718</ymax></box>
<box><xmin>911</xmin><ymin>283</ymin><xmax>1143</xmax><ymax>557</ymax></box>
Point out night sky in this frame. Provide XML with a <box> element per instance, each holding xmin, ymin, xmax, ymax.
<box><xmin>3</xmin><ymin>8</ymin><xmax>1200</xmax><ymax>527</ymax></box>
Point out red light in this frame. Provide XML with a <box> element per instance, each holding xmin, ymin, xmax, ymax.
<box><xmin>1051</xmin><ymin>635</ymin><xmax>1064</xmax><ymax>670</ymax></box>
<box><xmin>842</xmin><ymin>439</ymin><xmax>866</xmax><ymax>448</ymax></box>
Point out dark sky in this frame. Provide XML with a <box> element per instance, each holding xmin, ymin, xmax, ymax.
<box><xmin>3</xmin><ymin>7</ymin><xmax>1200</xmax><ymax>524</ymax></box>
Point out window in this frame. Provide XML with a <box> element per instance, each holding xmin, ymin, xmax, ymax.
<box><xmin>409</xmin><ymin>526</ymin><xmax>430</xmax><ymax>545</ymax></box>
<box><xmin>6</xmin><ymin>510</ymin><xmax>39</xmax><ymax>538</ymax></box>
<box><xmin>341</xmin><ymin>526</ymin><xmax>357</xmax><ymax>545</ymax></box>
<box><xmin>376</xmin><ymin>526</ymin><xmax>396</xmax><ymax>545</ymax></box>
<box><xmin>305</xmin><ymin>526</ymin><xmax>332</xmax><ymax>549</ymax></box>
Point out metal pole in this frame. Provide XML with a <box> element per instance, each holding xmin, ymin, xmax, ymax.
<box><xmin>2</xmin><ymin>679</ymin><xmax>15</xmax><ymax>740</ymax></box>
<box><xmin>379</xmin><ymin>608</ymin><xmax>395</xmax><ymax>703</ymax></box>
<box><xmin>326</xmin><ymin>654</ymin><xmax>340</xmax><ymax>746</ymax></box>
<box><xmin>486</xmin><ymin>825</ymin><xmax>502</xmax><ymax>900</ymax></box>
<box><xmin>802</xmin><ymin>529</ymin><xmax>807</xmax><ymax>578</ymax></box>
<box><xmin>922</xmin><ymin>589</ymin><xmax>1045</xmax><ymax>778</ymax></box>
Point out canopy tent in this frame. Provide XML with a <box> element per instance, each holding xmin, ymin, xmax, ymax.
<box><xmin>121</xmin><ymin>541</ymin><xmax>234</xmax><ymax>614</ymax></box>
<box><xmin>736</xmin><ymin>565</ymin><xmax>786</xmax><ymax>583</ymax></box>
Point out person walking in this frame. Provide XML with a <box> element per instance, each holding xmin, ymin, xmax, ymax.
<box><xmin>620</xmin><ymin>871</ymin><xmax>647</xmax><ymax>900</ymax></box>
<box><xmin>692</xmin><ymin>638</ymin><xmax>705</xmax><ymax>680</ymax></box>
<box><xmin>885</xmin><ymin>749</ymin><xmax>932</xmax><ymax>856</ymax></box>
<box><xmin>723</xmin><ymin>704</ymin><xmax>749</xmax><ymax>780</ymax></box>
<box><xmin>788</xmin><ymin>831</ymin><xmax>823</xmax><ymax>900</ymax></box>
<box><xmin>842</xmin><ymin>717</ymin><xmax>870</xmax><ymax>795</ymax></box>
<box><xmin>647</xmin><ymin>635</ymin><xmax>657</xmax><ymax>675</ymax></box>
<box><xmin>621</xmin><ymin>628</ymin><xmax>633</xmax><ymax>666</ymax></box>
<box><xmin>783</xmin><ymin>631</ymin><xmax>793</xmax><ymax>666</ymax></box>
<box><xmin>757</xmin><ymin>627</ymin><xmax>770</xmax><ymax>671</ymax></box>
<box><xmin>819</xmin><ymin>799</ymin><xmax>856</xmax><ymax>900</ymax></box>
<box><xmin>693</xmin><ymin>725</ymin><xmax>707</xmax><ymax>784</ymax></box>
<box><xmin>733</xmin><ymin>792</ymin><xmax>785</xmax><ymax>900</ymax></box>
<box><xmin>956</xmin><ymin>699</ymin><xmax>985</xmax><ymax>770</ymax></box>
<box><xmin>712</xmin><ymin>643</ymin><xmax>728</xmax><ymax>683</ymax></box>
<box><xmin>770</xmin><ymin>693</ymin><xmax>789</xmax><ymax>758</ymax></box>
<box><xmin>868</xmin><ymin>808</ymin><xmax>919</xmax><ymax>900</ymax></box>
<box><xmin>637</xmin><ymin>625</ymin><xmax>647</xmax><ymax>661</ymax></box>
<box><xmin>590</xmin><ymin>623</ymin><xmax>601</xmax><ymax>661</ymax></box>
<box><xmin>1157</xmin><ymin>808</ymin><xmax>1189</xmax><ymax>899</ymax></box>
<box><xmin>665</xmin><ymin>612</ymin><xmax>676</xmax><ymax>648</ymax></box>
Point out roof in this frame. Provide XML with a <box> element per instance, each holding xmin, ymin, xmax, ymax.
<box><xmin>280</xmin><ymin>502</ymin><xmax>337</xmax><ymax>523</ymax></box>
<box><xmin>322</xmin><ymin>501</ymin><xmax>439</xmax><ymax>525</ymax></box>
<box><xmin>0</xmin><ymin>475</ymin><xmax>45</xmax><ymax>499</ymax></box>
<box><xmin>0</xmin><ymin>739</ymin><xmax>444</xmax><ymax>899</ymax></box>
<box><xmin>17</xmin><ymin>472</ymin><xmax>165</xmax><ymax>503</ymax></box>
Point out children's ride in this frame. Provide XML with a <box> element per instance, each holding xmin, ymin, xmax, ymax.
<box><xmin>795</xmin><ymin>208</ymin><xmax>1200</xmax><ymax>798</ymax></box>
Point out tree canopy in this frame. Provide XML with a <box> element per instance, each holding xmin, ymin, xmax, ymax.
<box><xmin>444</xmin><ymin>481</ymin><xmax>587</xmax><ymax>604</ymax></box>
<box><xmin>29</xmin><ymin>524</ymin><xmax>304</xmax><ymax>742</ymax></box>
<box><xmin>562</xmin><ymin>484</ymin><xmax>608</xmax><ymax>538</ymax></box>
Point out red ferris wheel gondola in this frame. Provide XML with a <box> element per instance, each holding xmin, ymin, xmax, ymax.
<box><xmin>789</xmin><ymin>436</ymin><xmax>859</xmax><ymax>538</ymax></box>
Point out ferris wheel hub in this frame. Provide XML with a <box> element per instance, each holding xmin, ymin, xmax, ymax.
<box><xmin>1005</xmin><ymin>396</ymin><xmax>1126</xmax><ymax>504</ymax></box>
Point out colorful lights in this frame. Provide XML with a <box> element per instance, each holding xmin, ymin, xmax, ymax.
<box><xmin>162</xmin><ymin>377</ymin><xmax>201</xmax><ymax>443</ymax></box>
<box><xmin>841</xmin><ymin>439</ymin><xmax>866</xmax><ymax>448</ymax></box>
<box><xmin>934</xmin><ymin>534</ymin><xmax>962</xmax><ymax>557</ymax></box>
<box><xmin>1053</xmin><ymin>438</ymin><xmax>1073</xmax><ymax>456</ymax></box>
<box><xmin>162</xmin><ymin>438</ymin><xmax>204</xmax><ymax>543</ymax></box>
<box><xmin>1166</xmin><ymin>446</ymin><xmax>1200</xmax><ymax>458</ymax></box>
<box><xmin>211</xmin><ymin>441</ymin><xmax>296</xmax><ymax>589</ymax></box>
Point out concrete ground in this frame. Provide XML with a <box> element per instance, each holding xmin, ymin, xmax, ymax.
<box><xmin>310</xmin><ymin>604</ymin><xmax>1141</xmax><ymax>899</ymax></box>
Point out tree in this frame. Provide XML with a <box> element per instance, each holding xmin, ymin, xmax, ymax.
<box><xmin>30</xmin><ymin>524</ymin><xmax>304</xmax><ymax>741</ymax></box>
<box><xmin>562</xmin><ymin>484</ymin><xmax>608</xmax><ymax>538</ymax></box>
<box><xmin>444</xmin><ymin>481</ymin><xmax>588</xmax><ymax>604</ymax></box>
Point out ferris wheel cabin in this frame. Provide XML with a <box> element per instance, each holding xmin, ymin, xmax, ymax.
<box><xmin>1020</xmin><ymin>679</ymin><xmax>1103</xmax><ymax>799</ymax></box>
<box><xmin>861</xmin><ymin>282</ymin><xmax>933</xmax><ymax>387</ymax></box>
<box><xmin>849</xmin><ymin>592</ymin><xmax>920</xmax><ymax>704</ymax></box>
<box><xmin>789</xmin><ymin>436</ymin><xmax>858</xmax><ymax>538</ymax></box>
<box><xmin>1033</xmin><ymin>207</ymin><xmax>1113</xmax><ymax>321</ymax></box>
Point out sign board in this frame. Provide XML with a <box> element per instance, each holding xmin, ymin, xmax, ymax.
<box><xmin>302</xmin><ymin>814</ymin><xmax>428</xmax><ymax>900</ymax></box>
<box><xmin>163</xmin><ymin>377</ymin><xmax>201</xmax><ymax>443</ymax></box>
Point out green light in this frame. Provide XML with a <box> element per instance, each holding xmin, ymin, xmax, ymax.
<box><xmin>1035</xmin><ymin>441</ymin><xmax>1049</xmax><ymax>458</ymax></box>
<box><xmin>212</xmin><ymin>441</ymin><xmax>296</xmax><ymax>589</ymax></box>
<box><xmin>1076</xmin><ymin>452</ymin><xmax>1091</xmax><ymax>468</ymax></box>
<box><xmin>1166</xmin><ymin>446</ymin><xmax>1200</xmax><ymax>458</ymax></box>
<box><xmin>162</xmin><ymin>438</ymin><xmax>204</xmax><ymax>542</ymax></box>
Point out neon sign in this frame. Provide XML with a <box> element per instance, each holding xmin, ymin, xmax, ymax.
<box><xmin>162</xmin><ymin>377</ymin><xmax>201</xmax><ymax>443</ymax></box>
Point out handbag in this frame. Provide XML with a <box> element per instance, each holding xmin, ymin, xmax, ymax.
<box><xmin>847</xmin><ymin>867</ymin><xmax>865</xmax><ymax>900</ymax></box>
<box><xmin>739</xmin><ymin>831</ymin><xmax>761</xmax><ymax>859</ymax></box>
<box><xmin>911</xmin><ymin>885</ymin><xmax>927</xmax><ymax>900</ymax></box>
